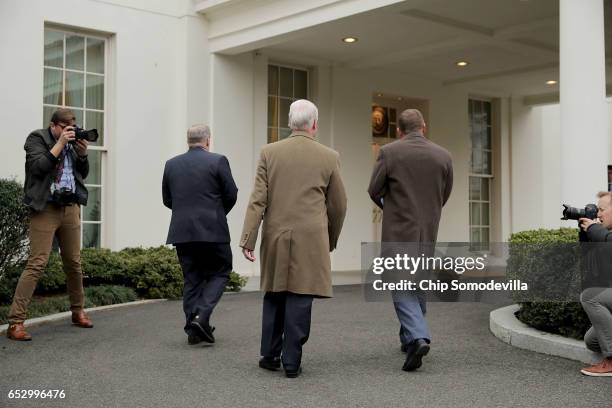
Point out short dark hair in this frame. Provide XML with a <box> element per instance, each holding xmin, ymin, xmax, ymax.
<box><xmin>398</xmin><ymin>109</ymin><xmax>425</xmax><ymax>134</ymax></box>
<box><xmin>50</xmin><ymin>108</ymin><xmax>76</xmax><ymax>125</ymax></box>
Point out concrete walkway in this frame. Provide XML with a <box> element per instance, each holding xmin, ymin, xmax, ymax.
<box><xmin>1</xmin><ymin>285</ymin><xmax>610</xmax><ymax>408</ymax></box>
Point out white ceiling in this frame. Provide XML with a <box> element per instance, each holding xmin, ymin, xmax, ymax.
<box><xmin>262</xmin><ymin>0</ymin><xmax>612</xmax><ymax>97</ymax></box>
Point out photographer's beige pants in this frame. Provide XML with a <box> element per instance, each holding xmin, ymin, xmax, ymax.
<box><xmin>8</xmin><ymin>205</ymin><xmax>84</xmax><ymax>324</ymax></box>
<box><xmin>581</xmin><ymin>288</ymin><xmax>612</xmax><ymax>358</ymax></box>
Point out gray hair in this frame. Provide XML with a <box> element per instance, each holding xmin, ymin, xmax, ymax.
<box><xmin>187</xmin><ymin>124</ymin><xmax>210</xmax><ymax>144</ymax></box>
<box><xmin>288</xmin><ymin>99</ymin><xmax>318</xmax><ymax>131</ymax></box>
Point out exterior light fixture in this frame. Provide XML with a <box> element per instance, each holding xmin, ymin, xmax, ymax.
<box><xmin>456</xmin><ymin>61</ymin><xmax>469</xmax><ymax>67</ymax></box>
<box><xmin>546</xmin><ymin>80</ymin><xmax>558</xmax><ymax>85</ymax></box>
<box><xmin>342</xmin><ymin>37</ymin><xmax>358</xmax><ymax>43</ymax></box>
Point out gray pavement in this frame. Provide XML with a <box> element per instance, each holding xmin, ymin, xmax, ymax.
<box><xmin>0</xmin><ymin>285</ymin><xmax>610</xmax><ymax>408</ymax></box>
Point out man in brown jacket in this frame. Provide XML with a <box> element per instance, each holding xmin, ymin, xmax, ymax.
<box><xmin>368</xmin><ymin>109</ymin><xmax>453</xmax><ymax>372</ymax></box>
<box><xmin>241</xmin><ymin>99</ymin><xmax>347</xmax><ymax>378</ymax></box>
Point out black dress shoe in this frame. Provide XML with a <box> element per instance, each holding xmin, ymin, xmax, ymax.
<box><xmin>259</xmin><ymin>357</ymin><xmax>281</xmax><ymax>371</ymax></box>
<box><xmin>190</xmin><ymin>315</ymin><xmax>215</xmax><ymax>343</ymax></box>
<box><xmin>284</xmin><ymin>367</ymin><xmax>302</xmax><ymax>378</ymax></box>
<box><xmin>188</xmin><ymin>334</ymin><xmax>203</xmax><ymax>345</ymax></box>
<box><xmin>402</xmin><ymin>339</ymin><xmax>430</xmax><ymax>372</ymax></box>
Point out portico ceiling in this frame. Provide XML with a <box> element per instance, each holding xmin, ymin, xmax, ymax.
<box><xmin>199</xmin><ymin>0</ymin><xmax>612</xmax><ymax>98</ymax></box>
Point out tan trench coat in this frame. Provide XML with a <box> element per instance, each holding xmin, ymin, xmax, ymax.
<box><xmin>240</xmin><ymin>131</ymin><xmax>347</xmax><ymax>298</ymax></box>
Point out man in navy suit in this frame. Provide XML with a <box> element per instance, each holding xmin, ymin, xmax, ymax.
<box><xmin>162</xmin><ymin>124</ymin><xmax>238</xmax><ymax>345</ymax></box>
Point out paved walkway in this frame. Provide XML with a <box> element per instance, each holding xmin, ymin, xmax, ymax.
<box><xmin>1</xmin><ymin>286</ymin><xmax>610</xmax><ymax>408</ymax></box>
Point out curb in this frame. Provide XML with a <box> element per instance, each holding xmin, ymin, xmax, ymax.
<box><xmin>490</xmin><ymin>304</ymin><xmax>600</xmax><ymax>364</ymax></box>
<box><xmin>0</xmin><ymin>299</ymin><xmax>167</xmax><ymax>336</ymax></box>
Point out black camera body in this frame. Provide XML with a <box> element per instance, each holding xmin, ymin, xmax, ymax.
<box><xmin>50</xmin><ymin>186</ymin><xmax>76</xmax><ymax>206</ymax></box>
<box><xmin>561</xmin><ymin>203</ymin><xmax>598</xmax><ymax>221</ymax></box>
<box><xmin>72</xmin><ymin>126</ymin><xmax>99</xmax><ymax>143</ymax></box>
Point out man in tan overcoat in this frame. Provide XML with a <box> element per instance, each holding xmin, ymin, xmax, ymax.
<box><xmin>240</xmin><ymin>99</ymin><xmax>347</xmax><ymax>378</ymax></box>
<box><xmin>368</xmin><ymin>109</ymin><xmax>453</xmax><ymax>372</ymax></box>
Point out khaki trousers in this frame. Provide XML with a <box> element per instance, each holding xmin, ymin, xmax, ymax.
<box><xmin>8</xmin><ymin>204</ymin><xmax>84</xmax><ymax>324</ymax></box>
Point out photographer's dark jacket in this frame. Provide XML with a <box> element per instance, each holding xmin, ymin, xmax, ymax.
<box><xmin>162</xmin><ymin>147</ymin><xmax>238</xmax><ymax>244</ymax></box>
<box><xmin>580</xmin><ymin>224</ymin><xmax>612</xmax><ymax>289</ymax></box>
<box><xmin>24</xmin><ymin>128</ymin><xmax>89</xmax><ymax>211</ymax></box>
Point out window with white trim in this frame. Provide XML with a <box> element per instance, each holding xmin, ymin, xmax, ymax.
<box><xmin>43</xmin><ymin>28</ymin><xmax>107</xmax><ymax>248</ymax></box>
<box><xmin>469</xmin><ymin>99</ymin><xmax>492</xmax><ymax>250</ymax></box>
<box><xmin>267</xmin><ymin>64</ymin><xmax>308</xmax><ymax>143</ymax></box>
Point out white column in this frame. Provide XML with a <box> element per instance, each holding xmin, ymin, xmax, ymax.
<box><xmin>560</xmin><ymin>0</ymin><xmax>609</xmax><ymax>211</ymax></box>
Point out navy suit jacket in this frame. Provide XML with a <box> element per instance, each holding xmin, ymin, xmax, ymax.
<box><xmin>162</xmin><ymin>147</ymin><xmax>238</xmax><ymax>244</ymax></box>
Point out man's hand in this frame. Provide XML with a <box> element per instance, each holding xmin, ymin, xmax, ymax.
<box><xmin>242</xmin><ymin>247</ymin><xmax>255</xmax><ymax>262</ymax></box>
<box><xmin>58</xmin><ymin>126</ymin><xmax>76</xmax><ymax>146</ymax></box>
<box><xmin>579</xmin><ymin>217</ymin><xmax>601</xmax><ymax>232</ymax></box>
<box><xmin>75</xmin><ymin>139</ymin><xmax>89</xmax><ymax>157</ymax></box>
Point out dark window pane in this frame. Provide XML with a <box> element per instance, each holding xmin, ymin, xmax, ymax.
<box><xmin>82</xmin><ymin>223</ymin><xmax>100</xmax><ymax>248</ymax></box>
<box><xmin>482</xmin><ymin>203</ymin><xmax>490</xmax><ymax>226</ymax></box>
<box><xmin>267</xmin><ymin>127</ymin><xmax>278</xmax><ymax>143</ymax></box>
<box><xmin>86</xmin><ymin>38</ymin><xmax>105</xmax><ymax>74</ymax></box>
<box><xmin>484</xmin><ymin>126</ymin><xmax>492</xmax><ymax>149</ymax></box>
<box><xmin>469</xmin><ymin>177</ymin><xmax>480</xmax><ymax>200</ymax></box>
<box><xmin>72</xmin><ymin>109</ymin><xmax>84</xmax><ymax>129</ymax></box>
<box><xmin>86</xmin><ymin>74</ymin><xmax>104</xmax><ymax>109</ymax></box>
<box><xmin>483</xmin><ymin>151</ymin><xmax>492</xmax><ymax>175</ymax></box>
<box><xmin>267</xmin><ymin>96</ymin><xmax>278</xmax><ymax>128</ymax></box>
<box><xmin>484</xmin><ymin>101</ymin><xmax>491</xmax><ymax>125</ymax></box>
<box><xmin>43</xmin><ymin>68</ymin><xmax>63</xmax><ymax>105</ymax></box>
<box><xmin>44</xmin><ymin>30</ymin><xmax>63</xmax><ymax>68</ymax></box>
<box><xmin>481</xmin><ymin>178</ymin><xmax>489</xmax><ymax>201</ymax></box>
<box><xmin>268</xmin><ymin>65</ymin><xmax>279</xmax><ymax>95</ymax></box>
<box><xmin>470</xmin><ymin>227</ymin><xmax>481</xmax><ymax>243</ymax></box>
<box><xmin>470</xmin><ymin>203</ymin><xmax>481</xmax><ymax>226</ymax></box>
<box><xmin>83</xmin><ymin>186</ymin><xmax>101</xmax><ymax>221</ymax></box>
<box><xmin>279</xmin><ymin>67</ymin><xmax>293</xmax><ymax>98</ymax></box>
<box><xmin>294</xmin><ymin>69</ymin><xmax>307</xmax><ymax>99</ymax></box>
<box><xmin>85</xmin><ymin>150</ymin><xmax>102</xmax><ymax>185</ymax></box>
<box><xmin>65</xmin><ymin>71</ymin><xmax>84</xmax><ymax>108</ymax></box>
<box><xmin>66</xmin><ymin>35</ymin><xmax>85</xmax><ymax>71</ymax></box>
<box><xmin>279</xmin><ymin>98</ymin><xmax>291</xmax><ymax>128</ymax></box>
<box><xmin>85</xmin><ymin>111</ymin><xmax>104</xmax><ymax>146</ymax></box>
<box><xmin>471</xmin><ymin>150</ymin><xmax>482</xmax><ymax>174</ymax></box>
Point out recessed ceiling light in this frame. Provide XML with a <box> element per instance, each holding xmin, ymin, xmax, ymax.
<box><xmin>376</xmin><ymin>93</ymin><xmax>383</xmax><ymax>97</ymax></box>
<box><xmin>342</xmin><ymin>37</ymin><xmax>358</xmax><ymax>43</ymax></box>
<box><xmin>546</xmin><ymin>80</ymin><xmax>558</xmax><ymax>85</ymax></box>
<box><xmin>456</xmin><ymin>61</ymin><xmax>469</xmax><ymax>67</ymax></box>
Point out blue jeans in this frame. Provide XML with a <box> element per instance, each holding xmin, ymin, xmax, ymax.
<box><xmin>392</xmin><ymin>291</ymin><xmax>431</xmax><ymax>345</ymax></box>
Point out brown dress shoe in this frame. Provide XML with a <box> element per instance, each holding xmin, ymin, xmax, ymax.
<box><xmin>71</xmin><ymin>311</ymin><xmax>94</xmax><ymax>328</ymax></box>
<box><xmin>581</xmin><ymin>358</ymin><xmax>612</xmax><ymax>377</ymax></box>
<box><xmin>7</xmin><ymin>323</ymin><xmax>32</xmax><ymax>341</ymax></box>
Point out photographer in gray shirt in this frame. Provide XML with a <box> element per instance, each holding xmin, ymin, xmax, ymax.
<box><xmin>578</xmin><ymin>191</ymin><xmax>612</xmax><ymax>376</ymax></box>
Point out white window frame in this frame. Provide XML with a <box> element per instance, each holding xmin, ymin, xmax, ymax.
<box><xmin>43</xmin><ymin>25</ymin><xmax>109</xmax><ymax>248</ymax></box>
<box><xmin>267</xmin><ymin>63</ymin><xmax>309</xmax><ymax>143</ymax></box>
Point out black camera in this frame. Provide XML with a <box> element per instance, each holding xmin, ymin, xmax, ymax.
<box><xmin>51</xmin><ymin>187</ymin><xmax>76</xmax><ymax>206</ymax></box>
<box><xmin>71</xmin><ymin>126</ymin><xmax>99</xmax><ymax>143</ymax></box>
<box><xmin>561</xmin><ymin>203</ymin><xmax>598</xmax><ymax>221</ymax></box>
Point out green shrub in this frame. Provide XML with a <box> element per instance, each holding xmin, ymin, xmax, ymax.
<box><xmin>0</xmin><ymin>179</ymin><xmax>29</xmax><ymax>292</ymax></box>
<box><xmin>507</xmin><ymin>228</ymin><xmax>589</xmax><ymax>339</ymax></box>
<box><xmin>1</xmin><ymin>246</ymin><xmax>248</xmax><ymax>305</ymax></box>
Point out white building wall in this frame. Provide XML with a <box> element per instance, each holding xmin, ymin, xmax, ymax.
<box><xmin>0</xmin><ymin>0</ymin><xmax>209</xmax><ymax>250</ymax></box>
<box><xmin>511</xmin><ymin>100</ymin><xmax>612</xmax><ymax>233</ymax></box>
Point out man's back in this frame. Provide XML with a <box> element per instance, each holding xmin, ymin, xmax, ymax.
<box><xmin>162</xmin><ymin>147</ymin><xmax>237</xmax><ymax>244</ymax></box>
<box><xmin>369</xmin><ymin>136</ymin><xmax>453</xmax><ymax>243</ymax></box>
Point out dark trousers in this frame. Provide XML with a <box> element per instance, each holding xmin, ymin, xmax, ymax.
<box><xmin>260</xmin><ymin>291</ymin><xmax>313</xmax><ymax>369</ymax></box>
<box><xmin>175</xmin><ymin>242</ymin><xmax>232</xmax><ymax>336</ymax></box>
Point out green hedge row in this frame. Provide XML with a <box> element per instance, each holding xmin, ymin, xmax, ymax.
<box><xmin>0</xmin><ymin>285</ymin><xmax>137</xmax><ymax>325</ymax></box>
<box><xmin>0</xmin><ymin>246</ymin><xmax>248</xmax><ymax>305</ymax></box>
<box><xmin>507</xmin><ymin>228</ymin><xmax>589</xmax><ymax>340</ymax></box>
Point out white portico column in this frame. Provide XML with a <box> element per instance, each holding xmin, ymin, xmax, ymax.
<box><xmin>560</xmin><ymin>0</ymin><xmax>609</xmax><ymax>209</ymax></box>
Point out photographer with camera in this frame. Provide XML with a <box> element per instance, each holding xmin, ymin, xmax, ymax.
<box><xmin>575</xmin><ymin>191</ymin><xmax>612</xmax><ymax>376</ymax></box>
<box><xmin>6</xmin><ymin>108</ymin><xmax>95</xmax><ymax>341</ymax></box>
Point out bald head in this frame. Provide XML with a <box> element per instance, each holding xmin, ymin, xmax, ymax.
<box><xmin>398</xmin><ymin>109</ymin><xmax>425</xmax><ymax>135</ymax></box>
